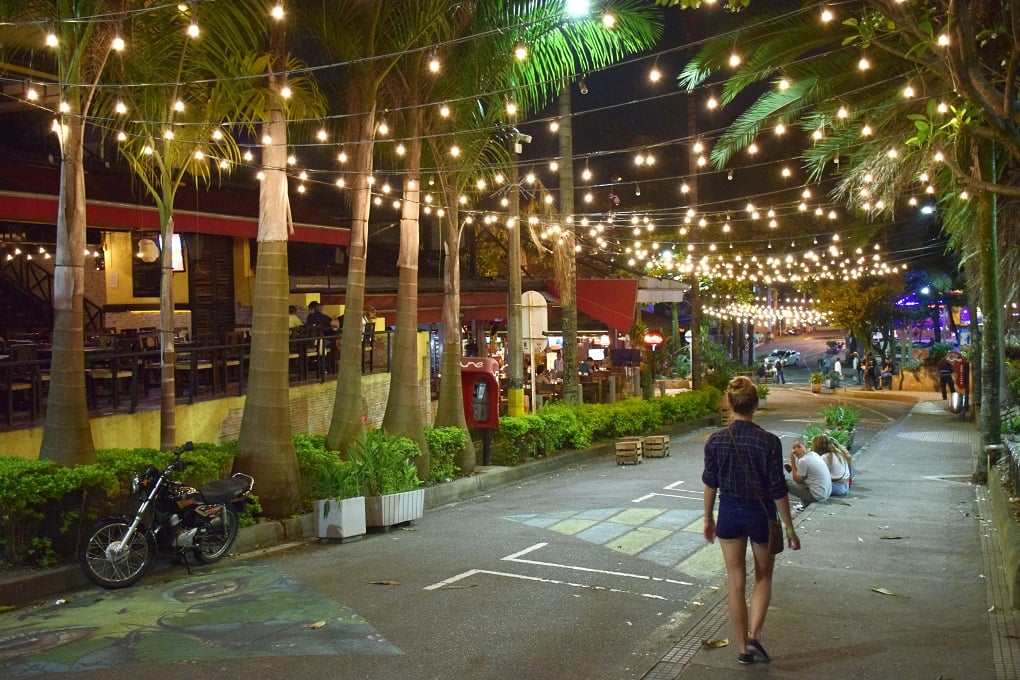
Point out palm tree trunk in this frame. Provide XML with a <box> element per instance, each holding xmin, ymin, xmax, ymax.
<box><xmin>235</xmin><ymin>99</ymin><xmax>300</xmax><ymax>518</ymax></box>
<box><xmin>558</xmin><ymin>86</ymin><xmax>579</xmax><ymax>405</ymax></box>
<box><xmin>158</xmin><ymin>209</ymin><xmax>177</xmax><ymax>451</ymax></box>
<box><xmin>39</xmin><ymin>115</ymin><xmax>95</xmax><ymax>465</ymax></box>
<box><xmin>327</xmin><ymin>106</ymin><xmax>376</xmax><ymax>454</ymax></box>
<box><xmin>975</xmin><ymin>140</ymin><xmax>1002</xmax><ymax>456</ymax></box>
<box><xmin>434</xmin><ymin>198</ymin><xmax>475</xmax><ymax>469</ymax></box>
<box><xmin>382</xmin><ymin>126</ymin><xmax>429</xmax><ymax>479</ymax></box>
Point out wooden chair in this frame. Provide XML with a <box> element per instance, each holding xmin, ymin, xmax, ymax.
<box><xmin>138</xmin><ymin>333</ymin><xmax>162</xmax><ymax>396</ymax></box>
<box><xmin>89</xmin><ymin>337</ymin><xmax>140</xmax><ymax>411</ymax></box>
<box><xmin>0</xmin><ymin>344</ymin><xmax>40</xmax><ymax>424</ymax></box>
<box><xmin>223</xmin><ymin>331</ymin><xmax>249</xmax><ymax>395</ymax></box>
<box><xmin>175</xmin><ymin>337</ymin><xmax>216</xmax><ymax>404</ymax></box>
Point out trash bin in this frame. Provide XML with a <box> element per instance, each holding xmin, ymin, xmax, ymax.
<box><xmin>950</xmin><ymin>391</ymin><xmax>966</xmax><ymax>413</ymax></box>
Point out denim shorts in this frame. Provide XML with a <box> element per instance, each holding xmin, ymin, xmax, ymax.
<box><xmin>716</xmin><ymin>495</ymin><xmax>776</xmax><ymax>544</ymax></box>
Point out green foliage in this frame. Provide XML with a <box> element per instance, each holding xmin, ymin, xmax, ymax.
<box><xmin>1006</xmin><ymin>360</ymin><xmax>1020</xmax><ymax>406</ymax></box>
<box><xmin>810</xmin><ymin>371</ymin><xmax>825</xmax><ymax>384</ymax></box>
<box><xmin>926</xmin><ymin>341</ymin><xmax>956</xmax><ymax>365</ymax></box>
<box><xmin>494</xmin><ymin>388</ymin><xmax>719</xmax><ymax>466</ymax></box>
<box><xmin>0</xmin><ymin>458</ymin><xmax>118</xmax><ymax>567</ymax></box>
<box><xmin>424</xmin><ymin>427</ymin><xmax>465</xmax><ymax>484</ymax></box>
<box><xmin>757</xmin><ymin>383</ymin><xmax>770</xmax><ymax>400</ymax></box>
<box><xmin>0</xmin><ymin>441</ymin><xmax>261</xmax><ymax>567</ymax></box>
<box><xmin>802</xmin><ymin>423</ymin><xmax>851</xmax><ymax>448</ymax></box>
<box><xmin>821</xmin><ymin>404</ymin><xmax>861</xmax><ymax>430</ymax></box>
<box><xmin>346</xmin><ymin>430</ymin><xmax>422</xmax><ymax>497</ymax></box>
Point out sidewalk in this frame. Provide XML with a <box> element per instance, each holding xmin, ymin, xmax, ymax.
<box><xmin>647</xmin><ymin>389</ymin><xmax>1020</xmax><ymax>680</ymax></box>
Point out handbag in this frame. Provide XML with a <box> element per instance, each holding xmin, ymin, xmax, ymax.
<box><xmin>727</xmin><ymin>426</ymin><xmax>784</xmax><ymax>555</ymax></box>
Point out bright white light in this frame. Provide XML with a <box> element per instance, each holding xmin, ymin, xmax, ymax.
<box><xmin>566</xmin><ymin>0</ymin><xmax>590</xmax><ymax>17</ymax></box>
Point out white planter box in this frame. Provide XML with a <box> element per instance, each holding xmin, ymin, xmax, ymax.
<box><xmin>365</xmin><ymin>489</ymin><xmax>424</xmax><ymax>528</ymax></box>
<box><xmin>314</xmin><ymin>496</ymin><xmax>367</xmax><ymax>542</ymax></box>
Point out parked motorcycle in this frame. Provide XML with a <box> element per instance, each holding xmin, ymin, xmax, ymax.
<box><xmin>79</xmin><ymin>442</ymin><xmax>255</xmax><ymax>589</ymax></box>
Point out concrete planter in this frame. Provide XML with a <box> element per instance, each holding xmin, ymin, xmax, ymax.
<box><xmin>314</xmin><ymin>496</ymin><xmax>367</xmax><ymax>542</ymax></box>
<box><xmin>365</xmin><ymin>489</ymin><xmax>424</xmax><ymax>528</ymax></box>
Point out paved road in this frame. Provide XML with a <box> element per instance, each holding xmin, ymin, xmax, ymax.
<box><xmin>0</xmin><ymin>391</ymin><xmax>911</xmax><ymax>680</ymax></box>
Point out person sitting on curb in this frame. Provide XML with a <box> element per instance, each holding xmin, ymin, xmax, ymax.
<box><xmin>812</xmin><ymin>434</ymin><xmax>852</xmax><ymax>497</ymax></box>
<box><xmin>785</xmin><ymin>439</ymin><xmax>832</xmax><ymax>506</ymax></box>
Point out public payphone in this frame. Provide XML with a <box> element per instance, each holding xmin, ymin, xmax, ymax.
<box><xmin>459</xmin><ymin>357</ymin><xmax>500</xmax><ymax>428</ymax></box>
<box><xmin>459</xmin><ymin>357</ymin><xmax>501</xmax><ymax>465</ymax></box>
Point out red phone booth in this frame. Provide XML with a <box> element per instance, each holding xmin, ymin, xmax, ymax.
<box><xmin>459</xmin><ymin>357</ymin><xmax>500</xmax><ymax>428</ymax></box>
<box><xmin>459</xmin><ymin>357</ymin><xmax>500</xmax><ymax>465</ymax></box>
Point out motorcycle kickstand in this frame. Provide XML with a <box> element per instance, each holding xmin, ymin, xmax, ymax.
<box><xmin>179</xmin><ymin>550</ymin><xmax>193</xmax><ymax>575</ymax></box>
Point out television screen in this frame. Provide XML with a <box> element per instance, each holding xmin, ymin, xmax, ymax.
<box><xmin>588</xmin><ymin>348</ymin><xmax>606</xmax><ymax>361</ymax></box>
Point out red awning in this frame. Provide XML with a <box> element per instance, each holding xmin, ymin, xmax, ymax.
<box><xmin>0</xmin><ymin>160</ymin><xmax>349</xmax><ymax>246</ymax></box>
<box><xmin>548</xmin><ymin>279</ymin><xmax>638</xmax><ymax>332</ymax></box>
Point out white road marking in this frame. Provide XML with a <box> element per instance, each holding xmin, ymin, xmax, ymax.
<box><xmin>501</xmin><ymin>542</ymin><xmax>694</xmax><ymax>586</ymax></box>
<box><xmin>424</xmin><ymin>568</ymin><xmax>678</xmax><ymax>600</ymax></box>
<box><xmin>664</xmin><ymin>480</ymin><xmax>686</xmax><ymax>490</ymax></box>
<box><xmin>633</xmin><ymin>491</ymin><xmax>702</xmax><ymax>503</ymax></box>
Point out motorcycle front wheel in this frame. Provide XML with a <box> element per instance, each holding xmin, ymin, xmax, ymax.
<box><xmin>193</xmin><ymin>507</ymin><xmax>239</xmax><ymax>564</ymax></box>
<box><xmin>79</xmin><ymin>519</ymin><xmax>155</xmax><ymax>589</ymax></box>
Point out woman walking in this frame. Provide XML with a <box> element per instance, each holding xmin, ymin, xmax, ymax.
<box><xmin>703</xmin><ymin>376</ymin><xmax>800</xmax><ymax>665</ymax></box>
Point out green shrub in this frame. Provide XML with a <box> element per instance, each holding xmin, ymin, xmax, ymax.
<box><xmin>494</xmin><ymin>415</ymin><xmax>542</xmax><ymax>465</ymax></box>
<box><xmin>926</xmin><ymin>341</ymin><xmax>955</xmax><ymax>365</ymax></box>
<box><xmin>0</xmin><ymin>458</ymin><xmax>118</xmax><ymax>567</ymax></box>
<box><xmin>346</xmin><ymin>430</ymin><xmax>422</xmax><ymax>497</ymax></box>
<box><xmin>821</xmin><ymin>404</ymin><xmax>861</xmax><ymax>430</ymax></box>
<box><xmin>424</xmin><ymin>427</ymin><xmax>465</xmax><ymax>483</ymax></box>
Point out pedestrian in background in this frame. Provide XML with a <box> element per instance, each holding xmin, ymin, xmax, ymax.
<box><xmin>937</xmin><ymin>357</ymin><xmax>956</xmax><ymax>400</ymax></box>
<box><xmin>864</xmin><ymin>353</ymin><xmax>878</xmax><ymax>390</ymax></box>
<box><xmin>774</xmin><ymin>357</ymin><xmax>786</xmax><ymax>384</ymax></box>
<box><xmin>703</xmin><ymin>376</ymin><xmax>800</xmax><ymax>666</ymax></box>
<box><xmin>852</xmin><ymin>352</ymin><xmax>863</xmax><ymax>384</ymax></box>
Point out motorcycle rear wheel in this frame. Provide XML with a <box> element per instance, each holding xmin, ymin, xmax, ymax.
<box><xmin>80</xmin><ymin>520</ymin><xmax>155</xmax><ymax>589</ymax></box>
<box><xmin>193</xmin><ymin>507</ymin><xmax>239</xmax><ymax>564</ymax></box>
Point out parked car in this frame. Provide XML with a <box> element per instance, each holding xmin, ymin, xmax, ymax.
<box><xmin>763</xmin><ymin>349</ymin><xmax>802</xmax><ymax>367</ymax></box>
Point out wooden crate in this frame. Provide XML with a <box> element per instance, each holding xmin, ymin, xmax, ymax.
<box><xmin>643</xmin><ymin>435</ymin><xmax>670</xmax><ymax>458</ymax></box>
<box><xmin>615</xmin><ymin>437</ymin><xmax>643</xmax><ymax>465</ymax></box>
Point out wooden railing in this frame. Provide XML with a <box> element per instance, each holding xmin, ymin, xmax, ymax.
<box><xmin>0</xmin><ymin>329</ymin><xmax>393</xmax><ymax>429</ymax></box>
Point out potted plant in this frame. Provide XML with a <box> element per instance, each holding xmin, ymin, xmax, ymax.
<box><xmin>809</xmin><ymin>371</ymin><xmax>824</xmax><ymax>393</ymax></box>
<box><xmin>821</xmin><ymin>404</ymin><xmax>860</xmax><ymax>448</ymax></box>
<box><xmin>826</xmin><ymin>370</ymin><xmax>841</xmax><ymax>389</ymax></box>
<box><xmin>348</xmin><ymin>430</ymin><xmax>424</xmax><ymax>528</ymax></box>
<box><xmin>311</xmin><ymin>457</ymin><xmax>366</xmax><ymax>542</ymax></box>
<box><xmin>756</xmin><ymin>383</ymin><xmax>769</xmax><ymax>408</ymax></box>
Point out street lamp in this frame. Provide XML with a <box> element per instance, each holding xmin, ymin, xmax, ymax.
<box><xmin>507</xmin><ymin>130</ymin><xmax>531</xmax><ymax>416</ymax></box>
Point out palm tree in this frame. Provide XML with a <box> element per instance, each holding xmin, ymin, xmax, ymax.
<box><xmin>490</xmin><ymin>1</ymin><xmax>661</xmax><ymax>408</ymax></box>
<box><xmin>378</xmin><ymin>0</ymin><xmax>460</xmax><ymax>481</ymax></box>
<box><xmin>300</xmin><ymin>2</ymin><xmax>410</xmax><ymax>455</ymax></box>
<box><xmin>0</xmin><ymin>0</ymin><xmax>129</xmax><ymax>465</ymax></box>
<box><xmin>676</xmin><ymin>0</ymin><xmax>1018</xmax><ymax>453</ymax></box>
<box><xmin>98</xmin><ymin>1</ymin><xmax>271</xmax><ymax>451</ymax></box>
<box><xmin>232</xmin><ymin>8</ymin><xmax>324</xmax><ymax>518</ymax></box>
<box><xmin>429</xmin><ymin>1</ymin><xmax>662</xmax><ymax>427</ymax></box>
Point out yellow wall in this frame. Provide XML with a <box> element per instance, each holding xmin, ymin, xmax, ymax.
<box><xmin>2</xmin><ymin>333</ymin><xmax>436</xmax><ymax>459</ymax></box>
<box><xmin>104</xmin><ymin>231</ymin><xmax>189</xmax><ymax>306</ymax></box>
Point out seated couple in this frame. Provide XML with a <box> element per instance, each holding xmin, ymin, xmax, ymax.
<box><xmin>785</xmin><ymin>434</ymin><xmax>852</xmax><ymax>505</ymax></box>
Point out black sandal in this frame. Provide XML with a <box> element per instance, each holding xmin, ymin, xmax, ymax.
<box><xmin>747</xmin><ymin>638</ymin><xmax>771</xmax><ymax>663</ymax></box>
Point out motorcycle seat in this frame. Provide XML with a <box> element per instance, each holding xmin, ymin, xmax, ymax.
<box><xmin>200</xmin><ymin>474</ymin><xmax>253</xmax><ymax>504</ymax></box>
